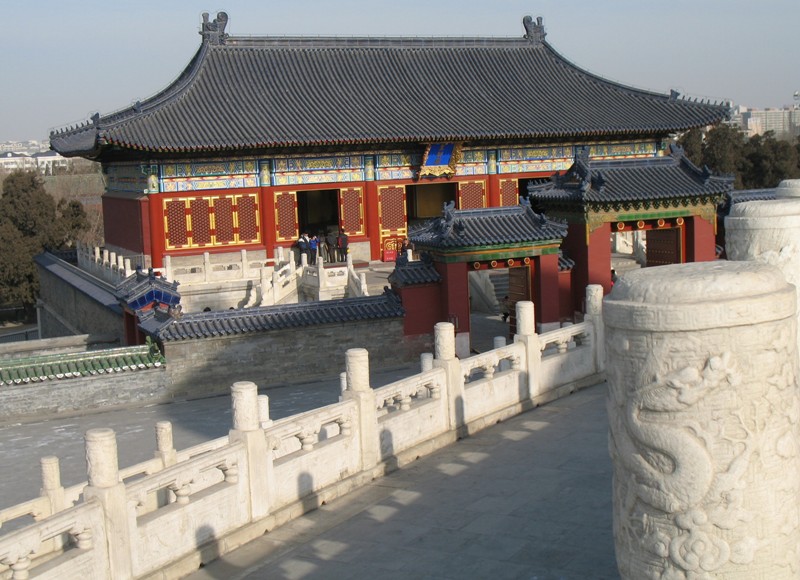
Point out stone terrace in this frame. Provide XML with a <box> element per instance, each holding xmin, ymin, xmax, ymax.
<box><xmin>188</xmin><ymin>382</ymin><xmax>617</xmax><ymax>580</ymax></box>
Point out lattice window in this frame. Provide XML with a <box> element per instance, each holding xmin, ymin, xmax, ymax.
<box><xmin>237</xmin><ymin>195</ymin><xmax>259</xmax><ymax>242</ymax></box>
<box><xmin>500</xmin><ymin>179</ymin><xmax>519</xmax><ymax>207</ymax></box>
<box><xmin>214</xmin><ymin>197</ymin><xmax>235</xmax><ymax>243</ymax></box>
<box><xmin>339</xmin><ymin>188</ymin><xmax>364</xmax><ymax>235</ymax></box>
<box><xmin>379</xmin><ymin>186</ymin><xmax>406</xmax><ymax>231</ymax></box>
<box><xmin>275</xmin><ymin>192</ymin><xmax>298</xmax><ymax>241</ymax></box>
<box><xmin>459</xmin><ymin>181</ymin><xmax>485</xmax><ymax>209</ymax></box>
<box><xmin>165</xmin><ymin>200</ymin><xmax>189</xmax><ymax>248</ymax></box>
<box><xmin>190</xmin><ymin>198</ymin><xmax>212</xmax><ymax>246</ymax></box>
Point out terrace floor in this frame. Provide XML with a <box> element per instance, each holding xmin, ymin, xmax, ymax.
<box><xmin>187</xmin><ymin>381</ymin><xmax>618</xmax><ymax>580</ymax></box>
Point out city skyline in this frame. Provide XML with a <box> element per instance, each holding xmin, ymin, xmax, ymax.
<box><xmin>2</xmin><ymin>0</ymin><xmax>798</xmax><ymax>143</ymax></box>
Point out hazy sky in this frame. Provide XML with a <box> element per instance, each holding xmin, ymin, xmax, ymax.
<box><xmin>3</xmin><ymin>0</ymin><xmax>798</xmax><ymax>143</ymax></box>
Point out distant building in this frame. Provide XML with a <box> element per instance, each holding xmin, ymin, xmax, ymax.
<box><xmin>0</xmin><ymin>151</ymin><xmax>36</xmax><ymax>172</ymax></box>
<box><xmin>31</xmin><ymin>150</ymin><xmax>71</xmax><ymax>175</ymax></box>
<box><xmin>731</xmin><ymin>105</ymin><xmax>800</xmax><ymax>138</ymax></box>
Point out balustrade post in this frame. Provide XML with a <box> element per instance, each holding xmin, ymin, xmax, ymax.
<box><xmin>163</xmin><ymin>255</ymin><xmax>172</xmax><ymax>282</ymax></box>
<box><xmin>83</xmin><ymin>428</ymin><xmax>132</xmax><ymax>579</ymax></box>
<box><xmin>512</xmin><ymin>301</ymin><xmax>540</xmax><ymax>401</ymax></box>
<box><xmin>203</xmin><ymin>252</ymin><xmax>211</xmax><ymax>282</ymax></box>
<box><xmin>605</xmin><ymin>261</ymin><xmax>800</xmax><ymax>578</ymax></box>
<box><xmin>123</xmin><ymin>258</ymin><xmax>132</xmax><ymax>278</ymax></box>
<box><xmin>258</xmin><ymin>394</ymin><xmax>273</xmax><ymax>429</ymax></box>
<box><xmin>276</xmin><ymin>246</ymin><xmax>285</xmax><ymax>264</ymax></box>
<box><xmin>154</xmin><ymin>421</ymin><xmax>177</xmax><ymax>468</ymax></box>
<box><xmin>102</xmin><ymin>249</ymin><xmax>109</xmax><ymax>266</ymax></box>
<box><xmin>342</xmin><ymin>348</ymin><xmax>379</xmax><ymax>471</ymax></box>
<box><xmin>229</xmin><ymin>382</ymin><xmax>271</xmax><ymax>520</ymax></box>
<box><xmin>339</xmin><ymin>371</ymin><xmax>347</xmax><ymax>401</ymax></box>
<box><xmin>432</xmin><ymin>322</ymin><xmax>467</xmax><ymax>432</ymax></box>
<box><xmin>584</xmin><ymin>284</ymin><xmax>605</xmax><ymax>373</ymax></box>
<box><xmin>493</xmin><ymin>336</ymin><xmax>509</xmax><ymax>371</ymax></box>
<box><xmin>40</xmin><ymin>456</ymin><xmax>65</xmax><ymax>516</ymax></box>
<box><xmin>240</xmin><ymin>249</ymin><xmax>247</xmax><ymax>279</ymax></box>
<box><xmin>94</xmin><ymin>246</ymin><xmax>101</xmax><ymax>263</ymax></box>
<box><xmin>420</xmin><ymin>352</ymin><xmax>433</xmax><ymax>372</ymax></box>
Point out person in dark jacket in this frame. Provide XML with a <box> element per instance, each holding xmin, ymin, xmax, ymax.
<box><xmin>336</xmin><ymin>229</ymin><xmax>349</xmax><ymax>262</ymax></box>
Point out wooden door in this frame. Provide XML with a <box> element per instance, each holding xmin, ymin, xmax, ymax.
<box><xmin>507</xmin><ymin>266</ymin><xmax>531</xmax><ymax>336</ymax></box>
<box><xmin>646</xmin><ymin>228</ymin><xmax>682</xmax><ymax>267</ymax></box>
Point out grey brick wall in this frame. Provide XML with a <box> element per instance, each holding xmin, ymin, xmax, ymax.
<box><xmin>37</xmin><ymin>267</ymin><xmax>123</xmax><ymax>341</ymax></box>
<box><xmin>164</xmin><ymin>317</ymin><xmax>419</xmax><ymax>398</ymax></box>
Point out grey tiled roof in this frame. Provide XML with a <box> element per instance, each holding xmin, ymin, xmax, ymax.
<box><xmin>529</xmin><ymin>145</ymin><xmax>733</xmax><ymax>205</ymax></box>
<box><xmin>558</xmin><ymin>253</ymin><xmax>575</xmax><ymax>272</ymax></box>
<box><xmin>114</xmin><ymin>269</ymin><xmax>181</xmax><ymax>312</ymax></box>
<box><xmin>34</xmin><ymin>252</ymin><xmax>122</xmax><ymax>315</ymax></box>
<box><xmin>0</xmin><ymin>343</ymin><xmax>165</xmax><ymax>386</ymax></box>
<box><xmin>719</xmin><ymin>188</ymin><xmax>778</xmax><ymax>215</ymax></box>
<box><xmin>146</xmin><ymin>290</ymin><xmax>404</xmax><ymax>341</ymax></box>
<box><xmin>409</xmin><ymin>201</ymin><xmax>567</xmax><ymax>249</ymax></box>
<box><xmin>50</xmin><ymin>16</ymin><xmax>728</xmax><ymax>158</ymax></box>
<box><xmin>388</xmin><ymin>256</ymin><xmax>442</xmax><ymax>287</ymax></box>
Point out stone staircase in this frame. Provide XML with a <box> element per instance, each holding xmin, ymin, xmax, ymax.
<box><xmin>487</xmin><ymin>270</ymin><xmax>509</xmax><ymax>313</ymax></box>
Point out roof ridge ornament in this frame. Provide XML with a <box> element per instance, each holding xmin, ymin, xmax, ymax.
<box><xmin>522</xmin><ymin>16</ymin><xmax>546</xmax><ymax>44</ymax></box>
<box><xmin>200</xmin><ymin>11</ymin><xmax>229</xmax><ymax>45</ymax></box>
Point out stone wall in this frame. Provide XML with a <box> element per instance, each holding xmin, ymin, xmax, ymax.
<box><xmin>1</xmin><ymin>318</ymin><xmax>429</xmax><ymax>423</ymax></box>
<box><xmin>164</xmin><ymin>317</ymin><xmax>418</xmax><ymax>399</ymax></box>
<box><xmin>36</xmin><ymin>258</ymin><xmax>124</xmax><ymax>342</ymax></box>
<box><xmin>0</xmin><ymin>368</ymin><xmax>170</xmax><ymax>424</ymax></box>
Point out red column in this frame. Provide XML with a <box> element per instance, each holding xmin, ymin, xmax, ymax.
<box><xmin>364</xmin><ymin>181</ymin><xmax>381</xmax><ymax>261</ymax></box>
<box><xmin>261</xmin><ymin>185</ymin><xmax>276</xmax><ymax>259</ymax></box>
<box><xmin>533</xmin><ymin>253</ymin><xmax>560</xmax><ymax>326</ymax></box>
<box><xmin>148</xmin><ymin>194</ymin><xmax>165</xmax><ymax>269</ymax></box>
<box><xmin>563</xmin><ymin>221</ymin><xmax>612</xmax><ymax>314</ymax></box>
<box><xmin>487</xmin><ymin>174</ymin><xmax>502</xmax><ymax>208</ymax></box>
<box><xmin>435</xmin><ymin>261</ymin><xmax>471</xmax><ymax>334</ymax></box>
<box><xmin>685</xmin><ymin>215</ymin><xmax>716</xmax><ymax>263</ymax></box>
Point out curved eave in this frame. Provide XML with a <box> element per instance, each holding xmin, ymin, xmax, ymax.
<box><xmin>97</xmin><ymin>125</ymin><xmax>710</xmax><ymax>157</ymax></box>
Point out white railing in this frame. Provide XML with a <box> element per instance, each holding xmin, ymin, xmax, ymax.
<box><xmin>0</xmin><ymin>286</ymin><xmax>605</xmax><ymax>580</ymax></box>
<box><xmin>76</xmin><ymin>242</ymin><xmax>135</xmax><ymax>285</ymax></box>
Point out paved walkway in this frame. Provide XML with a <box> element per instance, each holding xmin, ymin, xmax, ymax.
<box><xmin>188</xmin><ymin>382</ymin><xmax>618</xmax><ymax>580</ymax></box>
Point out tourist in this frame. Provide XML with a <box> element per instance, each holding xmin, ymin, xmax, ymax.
<box><xmin>296</xmin><ymin>233</ymin><xmax>310</xmax><ymax>265</ymax></box>
<box><xmin>309</xmin><ymin>235</ymin><xmax>318</xmax><ymax>265</ymax></box>
<box><xmin>336</xmin><ymin>229</ymin><xmax>349</xmax><ymax>262</ymax></box>
<box><xmin>501</xmin><ymin>295</ymin><xmax>511</xmax><ymax>322</ymax></box>
<box><xmin>326</xmin><ymin>229</ymin><xmax>338</xmax><ymax>262</ymax></box>
<box><xmin>317</xmin><ymin>231</ymin><xmax>328</xmax><ymax>263</ymax></box>
<box><xmin>400</xmin><ymin>237</ymin><xmax>414</xmax><ymax>258</ymax></box>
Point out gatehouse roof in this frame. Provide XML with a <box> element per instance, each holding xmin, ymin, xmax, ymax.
<box><xmin>409</xmin><ymin>201</ymin><xmax>567</xmax><ymax>250</ymax></box>
<box><xmin>528</xmin><ymin>144</ymin><xmax>733</xmax><ymax>207</ymax></box>
<box><xmin>142</xmin><ymin>289</ymin><xmax>404</xmax><ymax>341</ymax></box>
<box><xmin>51</xmin><ymin>14</ymin><xmax>728</xmax><ymax>160</ymax></box>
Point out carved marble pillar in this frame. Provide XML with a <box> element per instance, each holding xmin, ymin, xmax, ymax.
<box><xmin>726</xmin><ymin>198</ymin><xmax>800</xmax><ymax>353</ymax></box>
<box><xmin>604</xmin><ymin>261</ymin><xmax>800</xmax><ymax>579</ymax></box>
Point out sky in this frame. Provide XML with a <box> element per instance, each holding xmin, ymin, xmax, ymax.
<box><xmin>2</xmin><ymin>0</ymin><xmax>798</xmax><ymax>143</ymax></box>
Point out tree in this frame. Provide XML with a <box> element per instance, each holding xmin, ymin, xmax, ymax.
<box><xmin>741</xmin><ymin>132</ymin><xmax>800</xmax><ymax>189</ymax></box>
<box><xmin>0</xmin><ymin>170</ymin><xmax>90</xmax><ymax>316</ymax></box>
<box><xmin>677</xmin><ymin>127</ymin><xmax>704</xmax><ymax>165</ymax></box>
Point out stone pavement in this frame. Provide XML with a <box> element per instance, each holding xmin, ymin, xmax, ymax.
<box><xmin>188</xmin><ymin>382</ymin><xmax>618</xmax><ymax>580</ymax></box>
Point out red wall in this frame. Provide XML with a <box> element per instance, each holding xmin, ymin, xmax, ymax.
<box><xmin>685</xmin><ymin>216</ymin><xmax>716</xmax><ymax>262</ymax></box>
<box><xmin>396</xmin><ymin>284</ymin><xmax>443</xmax><ymax>335</ymax></box>
<box><xmin>103</xmin><ymin>195</ymin><xmax>149</xmax><ymax>256</ymax></box>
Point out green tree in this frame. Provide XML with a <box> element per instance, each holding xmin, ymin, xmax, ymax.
<box><xmin>0</xmin><ymin>170</ymin><xmax>89</xmax><ymax>315</ymax></box>
<box><xmin>741</xmin><ymin>132</ymin><xmax>800</xmax><ymax>189</ymax></box>
<box><xmin>677</xmin><ymin>127</ymin><xmax>704</xmax><ymax>166</ymax></box>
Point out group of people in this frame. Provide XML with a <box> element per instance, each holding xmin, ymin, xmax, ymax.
<box><xmin>296</xmin><ymin>229</ymin><xmax>349</xmax><ymax>265</ymax></box>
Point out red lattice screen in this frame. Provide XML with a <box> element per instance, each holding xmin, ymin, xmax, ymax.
<box><xmin>339</xmin><ymin>188</ymin><xmax>363</xmax><ymax>234</ymax></box>
<box><xmin>237</xmin><ymin>195</ymin><xmax>259</xmax><ymax>242</ymax></box>
<box><xmin>214</xmin><ymin>197</ymin><xmax>235</xmax><ymax>243</ymax></box>
<box><xmin>275</xmin><ymin>192</ymin><xmax>298</xmax><ymax>241</ymax></box>
<box><xmin>165</xmin><ymin>200</ymin><xmax>188</xmax><ymax>248</ymax></box>
<box><xmin>379</xmin><ymin>186</ymin><xmax>406</xmax><ymax>230</ymax></box>
<box><xmin>458</xmin><ymin>181</ymin><xmax>485</xmax><ymax>209</ymax></box>
<box><xmin>190</xmin><ymin>198</ymin><xmax>211</xmax><ymax>246</ymax></box>
<box><xmin>500</xmin><ymin>179</ymin><xmax>519</xmax><ymax>207</ymax></box>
